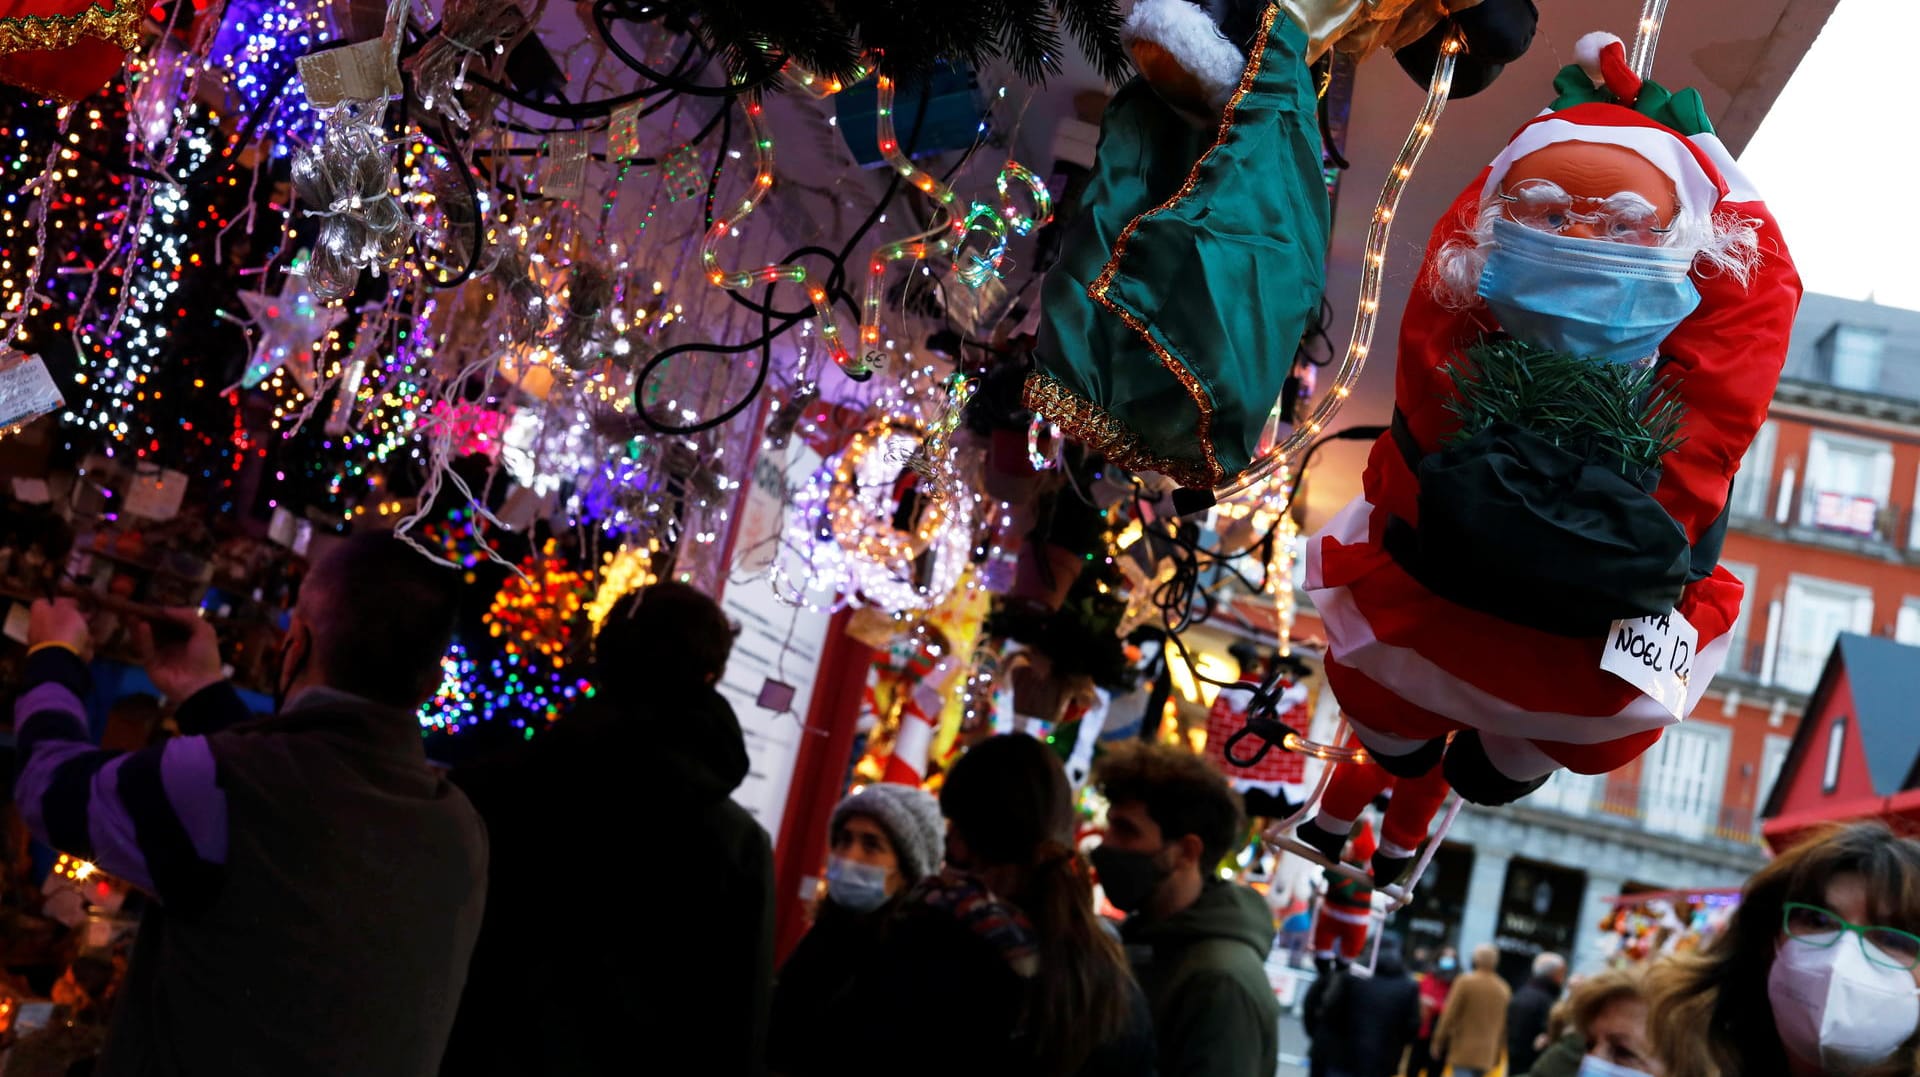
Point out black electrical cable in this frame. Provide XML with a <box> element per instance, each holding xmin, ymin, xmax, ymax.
<box><xmin>466</xmin><ymin>37</ymin><xmax>705</xmax><ymax>119</ymax></box>
<box><xmin>590</xmin><ymin>0</ymin><xmax>770</xmax><ymax>97</ymax></box>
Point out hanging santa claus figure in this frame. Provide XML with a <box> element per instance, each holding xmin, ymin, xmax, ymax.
<box><xmin>1297</xmin><ymin>32</ymin><xmax>1801</xmax><ymax>883</ymax></box>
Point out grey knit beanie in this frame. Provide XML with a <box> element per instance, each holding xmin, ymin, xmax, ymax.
<box><xmin>829</xmin><ymin>784</ymin><xmax>945</xmax><ymax>884</ymax></box>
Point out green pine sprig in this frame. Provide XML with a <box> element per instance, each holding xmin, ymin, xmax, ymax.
<box><xmin>1441</xmin><ymin>338</ymin><xmax>1687</xmax><ymax>474</ymax></box>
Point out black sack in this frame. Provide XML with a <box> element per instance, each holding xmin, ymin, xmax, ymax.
<box><xmin>1386</xmin><ymin>422</ymin><xmax>1691</xmax><ymax>637</ymax></box>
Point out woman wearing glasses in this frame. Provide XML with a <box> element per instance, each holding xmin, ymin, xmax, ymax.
<box><xmin>1647</xmin><ymin>821</ymin><xmax>1920</xmax><ymax>1077</ymax></box>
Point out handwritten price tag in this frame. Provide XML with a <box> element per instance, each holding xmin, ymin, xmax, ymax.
<box><xmin>1600</xmin><ymin>609</ymin><xmax>1699</xmax><ymax>721</ymax></box>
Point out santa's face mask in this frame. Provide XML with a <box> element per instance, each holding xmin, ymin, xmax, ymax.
<box><xmin>1476</xmin><ymin>217</ymin><xmax>1700</xmax><ymax>365</ymax></box>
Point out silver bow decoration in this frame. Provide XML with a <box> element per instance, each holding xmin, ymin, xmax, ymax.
<box><xmin>292</xmin><ymin>103</ymin><xmax>413</xmax><ymax>301</ymax></box>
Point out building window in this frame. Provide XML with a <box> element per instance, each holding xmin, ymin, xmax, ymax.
<box><xmin>1898</xmin><ymin>599</ymin><xmax>1920</xmax><ymax>646</ymax></box>
<box><xmin>1721</xmin><ymin>561</ymin><xmax>1758</xmax><ymax>677</ymax></box>
<box><xmin>1800</xmin><ymin>430</ymin><xmax>1893</xmax><ymax>538</ymax></box>
<box><xmin>1640</xmin><ymin>722</ymin><xmax>1732</xmax><ymax>841</ymax></box>
<box><xmin>1823</xmin><ymin>719</ymin><xmax>1847</xmax><ymax>793</ymax></box>
<box><xmin>1758</xmin><ymin>733</ymin><xmax>1792</xmax><ymax>823</ymax></box>
<box><xmin>1824</xmin><ymin>325</ymin><xmax>1887</xmax><ymax>393</ymax></box>
<box><xmin>1777</xmin><ymin>576</ymin><xmax>1873</xmax><ymax>693</ymax></box>
<box><xmin>1731</xmin><ymin>423</ymin><xmax>1776</xmax><ymax>519</ymax></box>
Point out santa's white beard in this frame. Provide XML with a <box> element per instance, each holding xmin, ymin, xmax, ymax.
<box><xmin>1429</xmin><ymin>201</ymin><xmax>1762</xmax><ymax>311</ymax></box>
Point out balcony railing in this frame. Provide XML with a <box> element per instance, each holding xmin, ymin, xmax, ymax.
<box><xmin>1789</xmin><ymin>495</ymin><xmax>1896</xmax><ymax>545</ymax></box>
<box><xmin>1521</xmin><ymin>774</ymin><xmax>1767</xmax><ymax>848</ymax></box>
<box><xmin>1733</xmin><ymin>483</ymin><xmax>1919</xmax><ymax>557</ymax></box>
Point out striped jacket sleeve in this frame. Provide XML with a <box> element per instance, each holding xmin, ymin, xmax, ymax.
<box><xmin>13</xmin><ymin>645</ymin><xmax>227</xmax><ymax>912</ymax></box>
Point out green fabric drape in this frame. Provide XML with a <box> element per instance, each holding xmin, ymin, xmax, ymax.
<box><xmin>1030</xmin><ymin>5</ymin><xmax>1328</xmax><ymax>487</ymax></box>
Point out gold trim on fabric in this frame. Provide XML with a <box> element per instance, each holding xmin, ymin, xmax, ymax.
<box><xmin>1024</xmin><ymin>371</ymin><xmax>1218</xmax><ymax>490</ymax></box>
<box><xmin>1087</xmin><ymin>1</ymin><xmax>1282</xmax><ymax>489</ymax></box>
<box><xmin>0</xmin><ymin>0</ymin><xmax>143</xmax><ymax>59</ymax></box>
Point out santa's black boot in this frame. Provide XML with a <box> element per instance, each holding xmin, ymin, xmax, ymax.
<box><xmin>1297</xmin><ymin>818</ymin><xmax>1348</xmax><ymax>864</ymax></box>
<box><xmin>1371</xmin><ymin>849</ymin><xmax>1416</xmax><ymax>888</ymax></box>
<box><xmin>1442</xmin><ymin>730</ymin><xmax>1552</xmax><ymax>805</ymax></box>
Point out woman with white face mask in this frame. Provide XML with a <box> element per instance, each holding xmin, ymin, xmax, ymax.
<box><xmin>767</xmin><ymin>785</ymin><xmax>944</xmax><ymax>1077</ymax></box>
<box><xmin>1647</xmin><ymin>821</ymin><xmax>1920</xmax><ymax>1077</ymax></box>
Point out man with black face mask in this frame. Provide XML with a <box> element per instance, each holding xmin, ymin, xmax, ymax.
<box><xmin>1091</xmin><ymin>742</ymin><xmax>1279</xmax><ymax>1077</ymax></box>
<box><xmin>15</xmin><ymin>532</ymin><xmax>485</xmax><ymax>1077</ymax></box>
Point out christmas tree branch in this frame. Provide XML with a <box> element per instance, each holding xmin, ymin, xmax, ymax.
<box><xmin>1441</xmin><ymin>338</ymin><xmax>1686</xmax><ymax>474</ymax></box>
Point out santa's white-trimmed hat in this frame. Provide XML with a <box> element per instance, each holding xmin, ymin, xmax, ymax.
<box><xmin>1478</xmin><ymin>32</ymin><xmax>1759</xmax><ymax>219</ymax></box>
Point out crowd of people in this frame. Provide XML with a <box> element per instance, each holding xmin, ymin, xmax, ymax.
<box><xmin>6</xmin><ymin>531</ymin><xmax>1920</xmax><ymax>1076</ymax></box>
<box><xmin>1307</xmin><ymin>821</ymin><xmax>1920</xmax><ymax>1077</ymax></box>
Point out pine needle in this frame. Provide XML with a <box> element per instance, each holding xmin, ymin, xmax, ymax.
<box><xmin>1441</xmin><ymin>338</ymin><xmax>1686</xmax><ymax>474</ymax></box>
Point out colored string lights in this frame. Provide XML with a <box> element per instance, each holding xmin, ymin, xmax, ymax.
<box><xmin>698</xmin><ymin>99</ymin><xmax>868</xmax><ymax>379</ymax></box>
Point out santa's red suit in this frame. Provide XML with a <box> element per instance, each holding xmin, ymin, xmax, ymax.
<box><xmin>1305</xmin><ymin>48</ymin><xmax>1801</xmax><ymax>787</ymax></box>
<box><xmin>1311</xmin><ymin>821</ymin><xmax>1377</xmax><ymax>963</ymax></box>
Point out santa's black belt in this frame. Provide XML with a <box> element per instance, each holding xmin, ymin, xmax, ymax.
<box><xmin>1379</xmin><ymin>408</ymin><xmax>1731</xmax><ymax>637</ymax></box>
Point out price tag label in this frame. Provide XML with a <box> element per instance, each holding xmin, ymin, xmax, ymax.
<box><xmin>539</xmin><ymin>132</ymin><xmax>589</xmax><ymax>199</ymax></box>
<box><xmin>297</xmin><ymin>39</ymin><xmax>402</xmax><ymax>108</ymax></box>
<box><xmin>1600</xmin><ymin>609</ymin><xmax>1699</xmax><ymax>721</ymax></box>
<box><xmin>0</xmin><ymin>349</ymin><xmax>64</xmax><ymax>430</ymax></box>
<box><xmin>607</xmin><ymin>101</ymin><xmax>643</xmax><ymax>161</ymax></box>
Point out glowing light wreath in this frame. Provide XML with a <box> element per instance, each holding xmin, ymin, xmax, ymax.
<box><xmin>775</xmin><ymin>416</ymin><xmax>973</xmax><ymax>616</ymax></box>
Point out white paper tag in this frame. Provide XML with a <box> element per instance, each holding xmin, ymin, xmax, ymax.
<box><xmin>0</xmin><ymin>350</ymin><xmax>64</xmax><ymax>430</ymax></box>
<box><xmin>3</xmin><ymin>602</ymin><xmax>30</xmax><ymax>645</ymax></box>
<box><xmin>123</xmin><ymin>467</ymin><xmax>188</xmax><ymax>521</ymax></box>
<box><xmin>1600</xmin><ymin>609</ymin><xmax>1699</xmax><ymax>721</ymax></box>
<box><xmin>11</xmin><ymin>476</ymin><xmax>51</xmax><ymax>503</ymax></box>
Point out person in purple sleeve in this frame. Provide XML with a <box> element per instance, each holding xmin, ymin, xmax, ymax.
<box><xmin>14</xmin><ymin>531</ymin><xmax>488</xmax><ymax>1077</ymax></box>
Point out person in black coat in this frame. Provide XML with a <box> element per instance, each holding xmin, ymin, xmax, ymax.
<box><xmin>768</xmin><ymin>784</ymin><xmax>944</xmax><ymax>1077</ymax></box>
<box><xmin>1507</xmin><ymin>952</ymin><xmax>1567</xmax><ymax>1075</ymax></box>
<box><xmin>847</xmin><ymin>734</ymin><xmax>1155</xmax><ymax>1077</ymax></box>
<box><xmin>1307</xmin><ymin>935</ymin><xmax>1423</xmax><ymax>1077</ymax></box>
<box><xmin>441</xmin><ymin>582</ymin><xmax>775</xmax><ymax>1077</ymax></box>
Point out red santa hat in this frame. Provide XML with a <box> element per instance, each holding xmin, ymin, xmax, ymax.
<box><xmin>1478</xmin><ymin>32</ymin><xmax>1734</xmax><ymax>223</ymax></box>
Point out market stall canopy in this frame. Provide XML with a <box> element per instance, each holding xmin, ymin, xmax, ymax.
<box><xmin>1761</xmin><ymin>633</ymin><xmax>1920</xmax><ymax>850</ymax></box>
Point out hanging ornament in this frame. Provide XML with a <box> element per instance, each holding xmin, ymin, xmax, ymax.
<box><xmin>229</xmin><ymin>266</ymin><xmax>349</xmax><ymax>393</ymax></box>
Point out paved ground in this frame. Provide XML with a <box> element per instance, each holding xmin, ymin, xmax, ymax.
<box><xmin>1278</xmin><ymin>1010</ymin><xmax>1310</xmax><ymax>1077</ymax></box>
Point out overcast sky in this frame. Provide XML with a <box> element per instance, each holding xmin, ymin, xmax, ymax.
<box><xmin>1739</xmin><ymin>0</ymin><xmax>1920</xmax><ymax>311</ymax></box>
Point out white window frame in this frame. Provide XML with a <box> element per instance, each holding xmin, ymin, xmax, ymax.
<box><xmin>1822</xmin><ymin>718</ymin><xmax>1847</xmax><ymax>793</ymax></box>
<box><xmin>1897</xmin><ymin>598</ymin><xmax>1920</xmax><ymax>646</ymax></box>
<box><xmin>1777</xmin><ymin>575</ymin><xmax>1873</xmax><ymax>694</ymax></box>
<box><xmin>1731</xmin><ymin>422</ymin><xmax>1776</xmax><ymax>519</ymax></box>
<box><xmin>1757</xmin><ymin>733</ymin><xmax>1792</xmax><ymax>823</ymax></box>
<box><xmin>1800</xmin><ymin>429</ymin><xmax>1894</xmax><ymax>534</ymax></box>
<box><xmin>1828</xmin><ymin>326</ymin><xmax>1887</xmax><ymax>393</ymax></box>
<box><xmin>1720</xmin><ymin>560</ymin><xmax>1758</xmax><ymax>678</ymax></box>
<box><xmin>1640</xmin><ymin>721</ymin><xmax>1733</xmax><ymax>841</ymax></box>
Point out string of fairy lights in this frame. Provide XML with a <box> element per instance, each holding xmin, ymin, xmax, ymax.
<box><xmin>0</xmin><ymin>0</ymin><xmax>1475</xmax><ymax>745</ymax></box>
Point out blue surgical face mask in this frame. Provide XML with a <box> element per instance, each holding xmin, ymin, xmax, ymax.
<box><xmin>1578</xmin><ymin>1052</ymin><xmax>1653</xmax><ymax>1077</ymax></box>
<box><xmin>826</xmin><ymin>856</ymin><xmax>892</xmax><ymax>913</ymax></box>
<box><xmin>1476</xmin><ymin>217</ymin><xmax>1701</xmax><ymax>365</ymax></box>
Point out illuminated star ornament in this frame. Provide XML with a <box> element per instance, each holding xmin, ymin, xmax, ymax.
<box><xmin>231</xmin><ymin>275</ymin><xmax>347</xmax><ymax>394</ymax></box>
